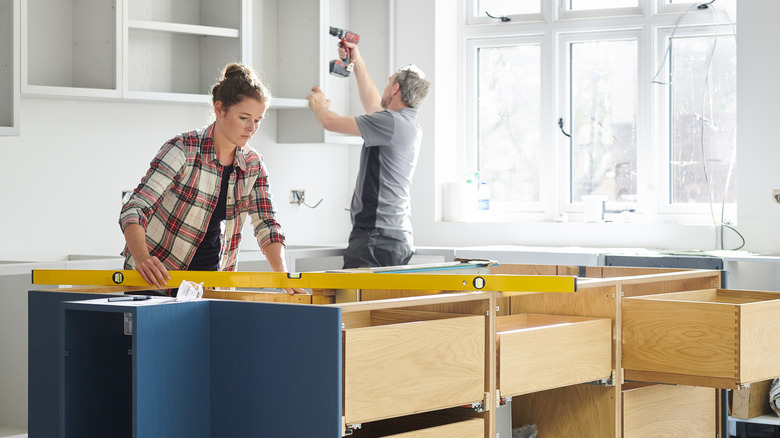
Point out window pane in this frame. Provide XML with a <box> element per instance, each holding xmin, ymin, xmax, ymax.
<box><xmin>478</xmin><ymin>44</ymin><xmax>541</xmax><ymax>204</ymax></box>
<box><xmin>669</xmin><ymin>34</ymin><xmax>737</xmax><ymax>205</ymax></box>
<box><xmin>570</xmin><ymin>39</ymin><xmax>638</xmax><ymax>203</ymax></box>
<box><xmin>665</xmin><ymin>1</ymin><xmax>737</xmax><ymax>19</ymax></box>
<box><xmin>478</xmin><ymin>0</ymin><xmax>539</xmax><ymax>16</ymax></box>
<box><xmin>568</xmin><ymin>0</ymin><xmax>637</xmax><ymax>11</ymax></box>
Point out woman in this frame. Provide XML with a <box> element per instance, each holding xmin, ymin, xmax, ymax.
<box><xmin>119</xmin><ymin>63</ymin><xmax>306</xmax><ymax>295</ymax></box>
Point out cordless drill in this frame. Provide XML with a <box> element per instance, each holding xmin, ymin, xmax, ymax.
<box><xmin>329</xmin><ymin>26</ymin><xmax>360</xmax><ymax>78</ymax></box>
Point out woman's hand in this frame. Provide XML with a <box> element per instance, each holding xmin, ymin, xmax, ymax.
<box><xmin>284</xmin><ymin>287</ymin><xmax>309</xmax><ymax>296</ymax></box>
<box><xmin>135</xmin><ymin>254</ymin><xmax>170</xmax><ymax>288</ymax></box>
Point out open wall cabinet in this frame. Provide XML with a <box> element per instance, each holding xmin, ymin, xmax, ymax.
<box><xmin>17</xmin><ymin>0</ymin><xmax>389</xmax><ymax>143</ymax></box>
<box><xmin>260</xmin><ymin>0</ymin><xmax>390</xmax><ymax>144</ymax></box>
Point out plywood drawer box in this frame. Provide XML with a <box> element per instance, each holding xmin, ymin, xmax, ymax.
<box><xmin>349</xmin><ymin>414</ymin><xmax>484</xmax><ymax>438</ymax></box>
<box><xmin>343</xmin><ymin>309</ymin><xmax>486</xmax><ymax>425</ymax></box>
<box><xmin>622</xmin><ymin>382</ymin><xmax>716</xmax><ymax>438</ymax></box>
<box><xmin>623</xmin><ymin>289</ymin><xmax>780</xmax><ymax>388</ymax></box>
<box><xmin>497</xmin><ymin>313</ymin><xmax>612</xmax><ymax>396</ymax></box>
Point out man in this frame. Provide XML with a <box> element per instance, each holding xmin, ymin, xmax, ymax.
<box><xmin>307</xmin><ymin>42</ymin><xmax>431</xmax><ymax>269</ymax></box>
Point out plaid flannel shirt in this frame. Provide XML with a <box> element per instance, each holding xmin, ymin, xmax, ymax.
<box><xmin>119</xmin><ymin>123</ymin><xmax>284</xmax><ymax>271</ymax></box>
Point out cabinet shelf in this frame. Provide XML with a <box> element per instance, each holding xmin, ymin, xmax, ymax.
<box><xmin>127</xmin><ymin>20</ymin><xmax>240</xmax><ymax>38</ymax></box>
<box><xmin>271</xmin><ymin>98</ymin><xmax>309</xmax><ymax>109</ymax></box>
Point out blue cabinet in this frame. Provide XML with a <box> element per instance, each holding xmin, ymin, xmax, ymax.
<box><xmin>29</xmin><ymin>291</ymin><xmax>342</xmax><ymax>438</ymax></box>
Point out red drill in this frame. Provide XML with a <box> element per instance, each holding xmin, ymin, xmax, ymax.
<box><xmin>329</xmin><ymin>26</ymin><xmax>360</xmax><ymax>78</ymax></box>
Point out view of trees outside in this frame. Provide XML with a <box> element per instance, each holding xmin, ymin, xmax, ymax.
<box><xmin>477</xmin><ymin>44</ymin><xmax>541</xmax><ymax>204</ymax></box>
<box><xmin>669</xmin><ymin>34</ymin><xmax>737</xmax><ymax>205</ymax></box>
<box><xmin>570</xmin><ymin>40</ymin><xmax>638</xmax><ymax>203</ymax></box>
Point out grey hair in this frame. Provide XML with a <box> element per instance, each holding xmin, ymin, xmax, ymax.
<box><xmin>395</xmin><ymin>66</ymin><xmax>431</xmax><ymax>109</ymax></box>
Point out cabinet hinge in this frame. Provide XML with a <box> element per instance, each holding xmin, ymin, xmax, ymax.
<box><xmin>123</xmin><ymin>312</ymin><xmax>133</xmax><ymax>336</ymax></box>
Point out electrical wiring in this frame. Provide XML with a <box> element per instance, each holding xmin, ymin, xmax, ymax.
<box><xmin>699</xmin><ymin>4</ymin><xmax>740</xmax><ymax>250</ymax></box>
<box><xmin>301</xmin><ymin>198</ymin><xmax>323</xmax><ymax>209</ymax></box>
<box><xmin>653</xmin><ymin>0</ymin><xmax>740</xmax><ymax>250</ymax></box>
<box><xmin>651</xmin><ymin>3</ymin><xmax>701</xmax><ymax>86</ymax></box>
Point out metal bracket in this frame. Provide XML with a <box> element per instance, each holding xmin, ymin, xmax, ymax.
<box><xmin>469</xmin><ymin>396</ymin><xmax>486</xmax><ymax>412</ymax></box>
<box><xmin>344</xmin><ymin>423</ymin><xmax>361</xmax><ymax>436</ymax></box>
<box><xmin>585</xmin><ymin>370</ymin><xmax>616</xmax><ymax>386</ymax></box>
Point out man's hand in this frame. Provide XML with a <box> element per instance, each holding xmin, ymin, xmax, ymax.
<box><xmin>306</xmin><ymin>86</ymin><xmax>361</xmax><ymax>135</ymax></box>
<box><xmin>307</xmin><ymin>86</ymin><xmax>330</xmax><ymax>112</ymax></box>
<box><xmin>343</xmin><ymin>41</ymin><xmax>361</xmax><ymax>64</ymax></box>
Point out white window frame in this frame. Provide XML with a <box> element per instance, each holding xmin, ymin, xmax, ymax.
<box><xmin>557</xmin><ymin>0</ymin><xmax>643</xmax><ymax>21</ymax></box>
<box><xmin>458</xmin><ymin>0</ymin><xmax>736</xmax><ymax>225</ymax></box>
<box><xmin>652</xmin><ymin>23</ymin><xmax>737</xmax><ymax>221</ymax></box>
<box><xmin>466</xmin><ymin>35</ymin><xmax>552</xmax><ymax>220</ymax></box>
<box><xmin>465</xmin><ymin>0</ymin><xmax>546</xmax><ymax>25</ymax></box>
<box><xmin>557</xmin><ymin>29</ymin><xmax>646</xmax><ymax>214</ymax></box>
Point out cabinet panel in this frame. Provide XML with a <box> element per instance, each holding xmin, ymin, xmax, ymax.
<box><xmin>0</xmin><ymin>0</ymin><xmax>19</xmax><ymax>135</ymax></box>
<box><xmin>126</xmin><ymin>29</ymin><xmax>240</xmax><ymax>97</ymax></box>
<box><xmin>622</xmin><ymin>383</ymin><xmax>717</xmax><ymax>438</ymax></box>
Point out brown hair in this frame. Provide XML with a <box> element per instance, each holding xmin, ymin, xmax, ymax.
<box><xmin>210</xmin><ymin>63</ymin><xmax>272</xmax><ymax>111</ymax></box>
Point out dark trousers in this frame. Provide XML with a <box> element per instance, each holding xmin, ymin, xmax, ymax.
<box><xmin>342</xmin><ymin>227</ymin><xmax>414</xmax><ymax>269</ymax></box>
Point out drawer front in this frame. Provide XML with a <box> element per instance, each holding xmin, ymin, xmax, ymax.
<box><xmin>623</xmin><ymin>290</ymin><xmax>780</xmax><ymax>387</ymax></box>
<box><xmin>384</xmin><ymin>418</ymin><xmax>484</xmax><ymax>438</ymax></box>
<box><xmin>344</xmin><ymin>315</ymin><xmax>485</xmax><ymax>424</ymax></box>
<box><xmin>623</xmin><ymin>298</ymin><xmax>739</xmax><ymax>379</ymax></box>
<box><xmin>623</xmin><ymin>384</ymin><xmax>716</xmax><ymax>438</ymax></box>
<box><xmin>499</xmin><ymin>316</ymin><xmax>611</xmax><ymax>396</ymax></box>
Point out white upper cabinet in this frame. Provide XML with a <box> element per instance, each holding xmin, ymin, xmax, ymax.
<box><xmin>124</xmin><ymin>0</ymin><xmax>250</xmax><ymax>102</ymax></box>
<box><xmin>22</xmin><ymin>0</ymin><xmax>121</xmax><ymax>98</ymax></box>
<box><xmin>16</xmin><ymin>0</ymin><xmax>390</xmax><ymax>142</ymax></box>
<box><xmin>266</xmin><ymin>0</ymin><xmax>391</xmax><ymax>143</ymax></box>
<box><xmin>21</xmin><ymin>0</ymin><xmax>250</xmax><ymax>103</ymax></box>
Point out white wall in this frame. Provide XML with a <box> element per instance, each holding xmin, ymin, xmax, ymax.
<box><xmin>1</xmin><ymin>1</ymin><xmax>778</xmax><ymax>262</ymax></box>
<box><xmin>734</xmin><ymin>2</ymin><xmax>780</xmax><ymax>254</ymax></box>
<box><xmin>0</xmin><ymin>96</ymin><xmax>353</xmax><ymax>261</ymax></box>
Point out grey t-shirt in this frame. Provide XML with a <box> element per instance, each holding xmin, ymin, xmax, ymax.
<box><xmin>352</xmin><ymin>108</ymin><xmax>422</xmax><ymax>234</ymax></box>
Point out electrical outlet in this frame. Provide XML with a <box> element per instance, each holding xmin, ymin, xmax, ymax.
<box><xmin>290</xmin><ymin>189</ymin><xmax>305</xmax><ymax>204</ymax></box>
<box><xmin>121</xmin><ymin>190</ymin><xmax>133</xmax><ymax>204</ymax></box>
